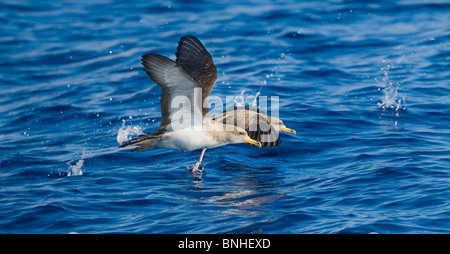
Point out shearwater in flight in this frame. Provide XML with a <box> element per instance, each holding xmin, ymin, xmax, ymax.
<box><xmin>120</xmin><ymin>35</ymin><xmax>295</xmax><ymax>170</ymax></box>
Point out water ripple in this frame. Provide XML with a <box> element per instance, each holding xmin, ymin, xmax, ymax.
<box><xmin>1</xmin><ymin>0</ymin><xmax>450</xmax><ymax>234</ymax></box>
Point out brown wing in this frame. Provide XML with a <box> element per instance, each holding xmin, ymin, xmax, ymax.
<box><xmin>245</xmin><ymin>109</ymin><xmax>280</xmax><ymax>148</ymax></box>
<box><xmin>213</xmin><ymin>107</ymin><xmax>281</xmax><ymax>148</ymax></box>
<box><xmin>141</xmin><ymin>53</ymin><xmax>202</xmax><ymax>131</ymax></box>
<box><xmin>176</xmin><ymin>35</ymin><xmax>217</xmax><ymax>116</ymax></box>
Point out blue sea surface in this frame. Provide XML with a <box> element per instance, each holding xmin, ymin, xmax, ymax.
<box><xmin>1</xmin><ymin>0</ymin><xmax>450</xmax><ymax>233</ymax></box>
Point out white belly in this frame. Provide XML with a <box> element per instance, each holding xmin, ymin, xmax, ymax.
<box><xmin>157</xmin><ymin>128</ymin><xmax>219</xmax><ymax>152</ymax></box>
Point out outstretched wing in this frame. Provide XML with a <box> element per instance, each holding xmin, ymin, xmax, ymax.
<box><xmin>142</xmin><ymin>53</ymin><xmax>203</xmax><ymax>132</ymax></box>
<box><xmin>176</xmin><ymin>35</ymin><xmax>217</xmax><ymax>116</ymax></box>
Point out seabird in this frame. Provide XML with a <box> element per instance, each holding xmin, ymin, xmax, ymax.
<box><xmin>212</xmin><ymin>106</ymin><xmax>296</xmax><ymax>148</ymax></box>
<box><xmin>120</xmin><ymin>35</ymin><xmax>262</xmax><ymax>170</ymax></box>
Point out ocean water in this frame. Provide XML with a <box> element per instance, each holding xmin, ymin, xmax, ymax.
<box><xmin>1</xmin><ymin>0</ymin><xmax>449</xmax><ymax>234</ymax></box>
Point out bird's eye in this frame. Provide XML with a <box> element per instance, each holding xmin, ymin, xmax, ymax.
<box><xmin>238</xmin><ymin>131</ymin><xmax>245</xmax><ymax>135</ymax></box>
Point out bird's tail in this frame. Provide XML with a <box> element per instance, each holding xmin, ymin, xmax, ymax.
<box><xmin>119</xmin><ymin>134</ymin><xmax>160</xmax><ymax>152</ymax></box>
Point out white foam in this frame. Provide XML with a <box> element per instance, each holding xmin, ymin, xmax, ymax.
<box><xmin>67</xmin><ymin>159</ymin><xmax>84</xmax><ymax>176</ymax></box>
<box><xmin>116</xmin><ymin>121</ymin><xmax>144</xmax><ymax>145</ymax></box>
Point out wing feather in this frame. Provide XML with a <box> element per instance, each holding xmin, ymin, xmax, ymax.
<box><xmin>142</xmin><ymin>53</ymin><xmax>202</xmax><ymax>131</ymax></box>
<box><xmin>212</xmin><ymin>107</ymin><xmax>280</xmax><ymax>147</ymax></box>
<box><xmin>176</xmin><ymin>35</ymin><xmax>217</xmax><ymax>116</ymax></box>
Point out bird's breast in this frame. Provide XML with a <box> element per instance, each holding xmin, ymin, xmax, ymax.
<box><xmin>158</xmin><ymin>128</ymin><xmax>220</xmax><ymax>152</ymax></box>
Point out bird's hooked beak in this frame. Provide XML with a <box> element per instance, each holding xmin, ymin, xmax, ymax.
<box><xmin>280</xmin><ymin>125</ymin><xmax>296</xmax><ymax>135</ymax></box>
<box><xmin>243</xmin><ymin>136</ymin><xmax>262</xmax><ymax>148</ymax></box>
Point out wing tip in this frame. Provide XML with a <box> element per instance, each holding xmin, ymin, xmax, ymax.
<box><xmin>141</xmin><ymin>53</ymin><xmax>181</xmax><ymax>87</ymax></box>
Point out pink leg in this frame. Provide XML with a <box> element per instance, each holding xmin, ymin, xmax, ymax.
<box><xmin>192</xmin><ymin>148</ymin><xmax>207</xmax><ymax>171</ymax></box>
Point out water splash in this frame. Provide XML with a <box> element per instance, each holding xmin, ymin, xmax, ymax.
<box><xmin>233</xmin><ymin>88</ymin><xmax>262</xmax><ymax>107</ymax></box>
<box><xmin>67</xmin><ymin>158</ymin><xmax>84</xmax><ymax>176</ymax></box>
<box><xmin>67</xmin><ymin>150</ymin><xmax>88</xmax><ymax>176</ymax></box>
<box><xmin>376</xmin><ymin>56</ymin><xmax>406</xmax><ymax>113</ymax></box>
<box><xmin>116</xmin><ymin>119</ymin><xmax>144</xmax><ymax>145</ymax></box>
